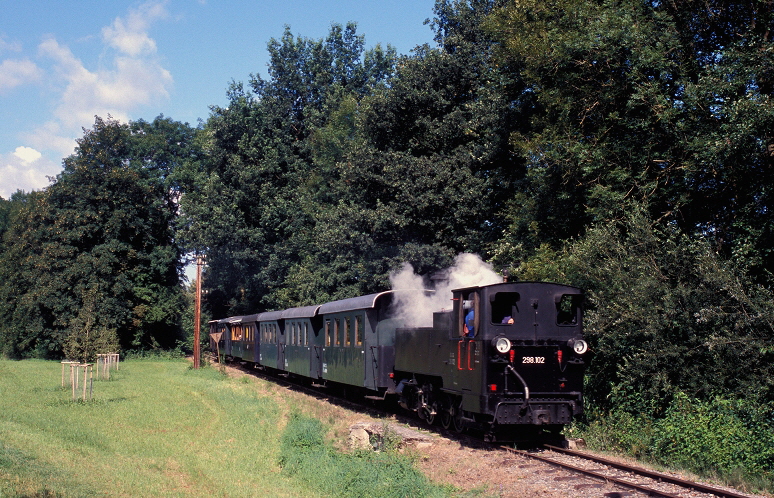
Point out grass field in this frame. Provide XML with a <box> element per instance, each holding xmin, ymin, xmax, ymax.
<box><xmin>0</xmin><ymin>358</ymin><xmax>450</xmax><ymax>497</ymax></box>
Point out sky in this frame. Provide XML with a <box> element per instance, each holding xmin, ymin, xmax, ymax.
<box><xmin>0</xmin><ymin>0</ymin><xmax>437</xmax><ymax>200</ymax></box>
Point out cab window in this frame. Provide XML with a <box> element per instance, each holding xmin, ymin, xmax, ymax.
<box><xmin>491</xmin><ymin>292</ymin><xmax>520</xmax><ymax>325</ymax></box>
<box><xmin>556</xmin><ymin>294</ymin><xmax>581</xmax><ymax>325</ymax></box>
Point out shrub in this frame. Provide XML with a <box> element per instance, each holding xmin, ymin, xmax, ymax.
<box><xmin>650</xmin><ymin>394</ymin><xmax>774</xmax><ymax>483</ymax></box>
<box><xmin>581</xmin><ymin>393</ymin><xmax>774</xmax><ymax>492</ymax></box>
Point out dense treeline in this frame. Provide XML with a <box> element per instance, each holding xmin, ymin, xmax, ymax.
<box><xmin>1</xmin><ymin>0</ymin><xmax>773</xmax><ymax>484</ymax></box>
<box><xmin>0</xmin><ymin>117</ymin><xmax>197</xmax><ymax>359</ymax></box>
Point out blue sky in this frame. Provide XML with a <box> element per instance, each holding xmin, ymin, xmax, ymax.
<box><xmin>0</xmin><ymin>0</ymin><xmax>437</xmax><ymax>200</ymax></box>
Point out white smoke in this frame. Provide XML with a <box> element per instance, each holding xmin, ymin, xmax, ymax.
<box><xmin>389</xmin><ymin>253</ymin><xmax>502</xmax><ymax>327</ymax></box>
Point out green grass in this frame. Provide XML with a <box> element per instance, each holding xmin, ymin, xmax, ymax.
<box><xmin>279</xmin><ymin>414</ymin><xmax>453</xmax><ymax>498</ymax></box>
<box><xmin>0</xmin><ymin>359</ymin><xmax>322</xmax><ymax>497</ymax></box>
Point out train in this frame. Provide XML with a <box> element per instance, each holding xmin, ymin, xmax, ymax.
<box><xmin>209</xmin><ymin>280</ymin><xmax>588</xmax><ymax>442</ymax></box>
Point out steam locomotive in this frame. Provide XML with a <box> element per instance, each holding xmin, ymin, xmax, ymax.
<box><xmin>209</xmin><ymin>280</ymin><xmax>587</xmax><ymax>441</ymax></box>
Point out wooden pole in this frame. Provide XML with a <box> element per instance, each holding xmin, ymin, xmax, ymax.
<box><xmin>82</xmin><ymin>364</ymin><xmax>87</xmax><ymax>400</ymax></box>
<box><xmin>71</xmin><ymin>363</ymin><xmax>78</xmax><ymax>400</ymax></box>
<box><xmin>193</xmin><ymin>255</ymin><xmax>203</xmax><ymax>369</ymax></box>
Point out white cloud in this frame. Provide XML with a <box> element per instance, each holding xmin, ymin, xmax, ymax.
<box><xmin>102</xmin><ymin>1</ymin><xmax>169</xmax><ymax>57</ymax></box>
<box><xmin>0</xmin><ymin>58</ymin><xmax>43</xmax><ymax>93</ymax></box>
<box><xmin>0</xmin><ymin>35</ymin><xmax>23</xmax><ymax>53</ymax></box>
<box><xmin>21</xmin><ymin>121</ymin><xmax>78</xmax><ymax>162</ymax></box>
<box><xmin>0</xmin><ymin>1</ymin><xmax>174</xmax><ymax>196</ymax></box>
<box><xmin>13</xmin><ymin>146</ymin><xmax>42</xmax><ymax>163</ymax></box>
<box><xmin>0</xmin><ymin>150</ymin><xmax>60</xmax><ymax>199</ymax></box>
<box><xmin>26</xmin><ymin>0</ymin><xmax>173</xmax><ymax>160</ymax></box>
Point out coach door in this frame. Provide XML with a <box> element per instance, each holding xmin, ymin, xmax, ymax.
<box><xmin>277</xmin><ymin>322</ymin><xmax>286</xmax><ymax>371</ymax></box>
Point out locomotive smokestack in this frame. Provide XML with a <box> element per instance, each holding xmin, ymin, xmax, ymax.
<box><xmin>503</xmin><ymin>268</ymin><xmax>509</xmax><ymax>283</ymax></box>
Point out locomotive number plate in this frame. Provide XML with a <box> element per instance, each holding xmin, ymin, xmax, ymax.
<box><xmin>522</xmin><ymin>356</ymin><xmax>545</xmax><ymax>364</ymax></box>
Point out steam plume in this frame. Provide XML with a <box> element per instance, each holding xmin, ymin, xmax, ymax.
<box><xmin>389</xmin><ymin>253</ymin><xmax>502</xmax><ymax>327</ymax></box>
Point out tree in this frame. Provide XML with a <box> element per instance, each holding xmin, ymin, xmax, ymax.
<box><xmin>290</xmin><ymin>0</ymin><xmax>522</xmax><ymax>295</ymax></box>
<box><xmin>179</xmin><ymin>23</ymin><xmax>398</xmax><ymax>314</ymax></box>
<box><xmin>0</xmin><ymin>116</ymin><xmax>193</xmax><ymax>357</ymax></box>
<box><xmin>486</xmin><ymin>0</ymin><xmax>774</xmax><ymax>281</ymax></box>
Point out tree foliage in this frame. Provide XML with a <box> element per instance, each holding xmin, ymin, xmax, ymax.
<box><xmin>486</xmin><ymin>0</ymin><xmax>774</xmax><ymax>278</ymax></box>
<box><xmin>0</xmin><ymin>116</ymin><xmax>194</xmax><ymax>358</ymax></box>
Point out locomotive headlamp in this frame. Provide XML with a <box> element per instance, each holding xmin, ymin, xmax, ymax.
<box><xmin>568</xmin><ymin>339</ymin><xmax>588</xmax><ymax>355</ymax></box>
<box><xmin>493</xmin><ymin>336</ymin><xmax>512</xmax><ymax>354</ymax></box>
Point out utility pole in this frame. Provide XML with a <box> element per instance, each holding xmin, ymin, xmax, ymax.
<box><xmin>193</xmin><ymin>255</ymin><xmax>203</xmax><ymax>369</ymax></box>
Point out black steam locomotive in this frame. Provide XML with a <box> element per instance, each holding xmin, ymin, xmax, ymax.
<box><xmin>210</xmin><ymin>280</ymin><xmax>587</xmax><ymax>441</ymax></box>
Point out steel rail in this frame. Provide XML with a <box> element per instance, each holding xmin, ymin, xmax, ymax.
<box><xmin>541</xmin><ymin>444</ymin><xmax>753</xmax><ymax>498</ymax></box>
<box><xmin>503</xmin><ymin>445</ymin><xmax>682</xmax><ymax>497</ymax></box>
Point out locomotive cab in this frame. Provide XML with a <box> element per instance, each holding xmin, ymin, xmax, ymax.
<box><xmin>394</xmin><ymin>281</ymin><xmax>588</xmax><ymax>441</ymax></box>
<box><xmin>458</xmin><ymin>282</ymin><xmax>587</xmax><ymax>437</ymax></box>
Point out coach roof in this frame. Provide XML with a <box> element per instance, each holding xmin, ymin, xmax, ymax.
<box><xmin>318</xmin><ymin>290</ymin><xmax>432</xmax><ymax>315</ymax></box>
<box><xmin>281</xmin><ymin>305</ymin><xmax>321</xmax><ymax>319</ymax></box>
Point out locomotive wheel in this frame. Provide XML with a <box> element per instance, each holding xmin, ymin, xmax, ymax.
<box><xmin>440</xmin><ymin>408</ymin><xmax>452</xmax><ymax>429</ymax></box>
<box><xmin>452</xmin><ymin>399</ymin><xmax>465</xmax><ymax>433</ymax></box>
<box><xmin>439</xmin><ymin>395</ymin><xmax>452</xmax><ymax>429</ymax></box>
<box><xmin>424</xmin><ymin>402</ymin><xmax>437</xmax><ymax>425</ymax></box>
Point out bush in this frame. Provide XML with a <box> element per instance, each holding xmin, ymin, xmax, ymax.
<box><xmin>650</xmin><ymin>394</ymin><xmax>774</xmax><ymax>483</ymax></box>
<box><xmin>580</xmin><ymin>409</ymin><xmax>653</xmax><ymax>459</ymax></box>
<box><xmin>581</xmin><ymin>393</ymin><xmax>774</xmax><ymax>492</ymax></box>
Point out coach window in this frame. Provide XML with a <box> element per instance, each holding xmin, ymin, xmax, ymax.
<box><xmin>325</xmin><ymin>320</ymin><xmax>331</xmax><ymax>347</ymax></box>
<box><xmin>334</xmin><ymin>319</ymin><xmax>341</xmax><ymax>346</ymax></box>
<box><xmin>303</xmin><ymin>322</ymin><xmax>308</xmax><ymax>346</ymax></box>
<box><xmin>344</xmin><ymin>317</ymin><xmax>351</xmax><ymax>347</ymax></box>
<box><xmin>353</xmin><ymin>316</ymin><xmax>361</xmax><ymax>346</ymax></box>
<box><xmin>491</xmin><ymin>292</ymin><xmax>520</xmax><ymax>325</ymax></box>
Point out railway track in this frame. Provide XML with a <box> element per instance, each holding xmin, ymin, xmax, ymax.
<box><xmin>503</xmin><ymin>444</ymin><xmax>759</xmax><ymax>498</ymax></box>
<box><xmin>213</xmin><ymin>355</ymin><xmax>760</xmax><ymax>498</ymax></box>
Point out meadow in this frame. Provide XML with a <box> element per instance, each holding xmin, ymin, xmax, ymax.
<box><xmin>0</xmin><ymin>358</ymin><xmax>448</xmax><ymax>497</ymax></box>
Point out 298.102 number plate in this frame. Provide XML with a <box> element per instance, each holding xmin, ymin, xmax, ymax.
<box><xmin>522</xmin><ymin>356</ymin><xmax>545</xmax><ymax>364</ymax></box>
